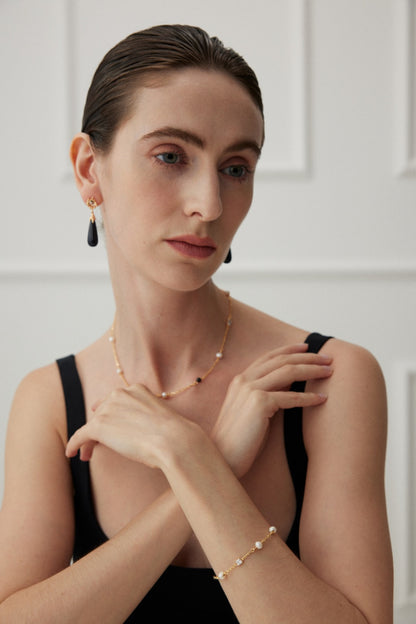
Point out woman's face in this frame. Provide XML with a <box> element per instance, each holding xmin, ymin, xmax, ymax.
<box><xmin>95</xmin><ymin>68</ymin><xmax>264</xmax><ymax>291</ymax></box>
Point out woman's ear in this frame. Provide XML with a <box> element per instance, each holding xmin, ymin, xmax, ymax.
<box><xmin>70</xmin><ymin>132</ymin><xmax>104</xmax><ymax>204</ymax></box>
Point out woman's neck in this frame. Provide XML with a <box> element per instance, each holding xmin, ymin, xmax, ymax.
<box><xmin>109</xmin><ymin>278</ymin><xmax>231</xmax><ymax>396</ymax></box>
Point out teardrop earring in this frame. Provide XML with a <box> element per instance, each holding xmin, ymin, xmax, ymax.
<box><xmin>224</xmin><ymin>248</ymin><xmax>232</xmax><ymax>264</ymax></box>
<box><xmin>87</xmin><ymin>197</ymin><xmax>98</xmax><ymax>247</ymax></box>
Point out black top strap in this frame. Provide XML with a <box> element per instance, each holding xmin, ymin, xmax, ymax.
<box><xmin>56</xmin><ymin>355</ymin><xmax>107</xmax><ymax>557</ymax></box>
<box><xmin>56</xmin><ymin>355</ymin><xmax>87</xmax><ymax>437</ymax></box>
<box><xmin>284</xmin><ymin>333</ymin><xmax>332</xmax><ymax>557</ymax></box>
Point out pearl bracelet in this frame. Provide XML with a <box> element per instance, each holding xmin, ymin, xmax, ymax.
<box><xmin>213</xmin><ymin>526</ymin><xmax>277</xmax><ymax>580</ymax></box>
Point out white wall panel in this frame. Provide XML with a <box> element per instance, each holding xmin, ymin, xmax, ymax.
<box><xmin>395</xmin><ymin>0</ymin><xmax>416</xmax><ymax>176</ymax></box>
<box><xmin>63</xmin><ymin>0</ymin><xmax>309</xmax><ymax>177</ymax></box>
<box><xmin>391</xmin><ymin>363</ymin><xmax>416</xmax><ymax>619</ymax></box>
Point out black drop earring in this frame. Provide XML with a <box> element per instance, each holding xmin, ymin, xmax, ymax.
<box><xmin>87</xmin><ymin>197</ymin><xmax>98</xmax><ymax>247</ymax></box>
<box><xmin>224</xmin><ymin>248</ymin><xmax>232</xmax><ymax>264</ymax></box>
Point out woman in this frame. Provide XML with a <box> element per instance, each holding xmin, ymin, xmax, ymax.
<box><xmin>0</xmin><ymin>25</ymin><xmax>393</xmax><ymax>623</ymax></box>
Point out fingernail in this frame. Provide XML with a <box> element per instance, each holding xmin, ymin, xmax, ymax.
<box><xmin>320</xmin><ymin>354</ymin><xmax>332</xmax><ymax>362</ymax></box>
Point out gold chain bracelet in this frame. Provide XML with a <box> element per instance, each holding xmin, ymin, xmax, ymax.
<box><xmin>213</xmin><ymin>526</ymin><xmax>277</xmax><ymax>580</ymax></box>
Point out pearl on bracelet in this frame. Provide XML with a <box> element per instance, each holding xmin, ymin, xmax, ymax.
<box><xmin>213</xmin><ymin>525</ymin><xmax>278</xmax><ymax>581</ymax></box>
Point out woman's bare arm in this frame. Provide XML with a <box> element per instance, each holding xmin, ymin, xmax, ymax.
<box><xmin>301</xmin><ymin>340</ymin><xmax>393</xmax><ymax>623</ymax></box>
<box><xmin>0</xmin><ymin>366</ymin><xmax>191</xmax><ymax>623</ymax></box>
<box><xmin>2</xmin><ymin>342</ymin><xmax>392</xmax><ymax>623</ymax></box>
<box><xmin>65</xmin><ymin>343</ymin><xmax>392</xmax><ymax>623</ymax></box>
<box><xmin>160</xmin><ymin>341</ymin><xmax>393</xmax><ymax>624</ymax></box>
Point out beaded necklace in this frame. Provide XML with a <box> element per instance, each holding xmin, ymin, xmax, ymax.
<box><xmin>109</xmin><ymin>292</ymin><xmax>232</xmax><ymax>399</ymax></box>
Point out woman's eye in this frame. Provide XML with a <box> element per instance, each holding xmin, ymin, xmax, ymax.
<box><xmin>156</xmin><ymin>152</ymin><xmax>180</xmax><ymax>165</ymax></box>
<box><xmin>222</xmin><ymin>165</ymin><xmax>248</xmax><ymax>179</ymax></box>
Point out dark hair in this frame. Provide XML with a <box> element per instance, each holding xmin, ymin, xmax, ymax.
<box><xmin>82</xmin><ymin>24</ymin><xmax>264</xmax><ymax>153</ymax></box>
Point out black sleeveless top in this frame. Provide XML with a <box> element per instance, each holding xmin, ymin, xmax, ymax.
<box><xmin>57</xmin><ymin>333</ymin><xmax>331</xmax><ymax>623</ymax></box>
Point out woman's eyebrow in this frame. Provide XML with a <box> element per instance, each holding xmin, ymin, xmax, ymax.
<box><xmin>141</xmin><ymin>126</ymin><xmax>205</xmax><ymax>148</ymax></box>
<box><xmin>141</xmin><ymin>126</ymin><xmax>261</xmax><ymax>158</ymax></box>
<box><xmin>223</xmin><ymin>140</ymin><xmax>262</xmax><ymax>158</ymax></box>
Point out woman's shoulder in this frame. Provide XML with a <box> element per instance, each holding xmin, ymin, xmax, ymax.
<box><xmin>14</xmin><ymin>360</ymin><xmax>65</xmax><ymax>403</ymax></box>
<box><xmin>303</xmin><ymin>336</ymin><xmax>387</xmax><ymax>465</ymax></box>
<box><xmin>313</xmin><ymin>335</ymin><xmax>384</xmax><ymax>385</ymax></box>
<box><xmin>10</xmin><ymin>361</ymin><xmax>68</xmax><ymax>445</ymax></box>
<box><xmin>233</xmin><ymin>297</ymin><xmax>379</xmax><ymax>355</ymax></box>
<box><xmin>232</xmin><ymin>297</ymin><xmax>384</xmax><ymax>386</ymax></box>
<box><xmin>231</xmin><ymin>298</ymin><xmax>308</xmax><ymax>348</ymax></box>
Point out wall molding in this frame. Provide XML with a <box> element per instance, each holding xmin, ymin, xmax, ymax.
<box><xmin>257</xmin><ymin>0</ymin><xmax>310</xmax><ymax>177</ymax></box>
<box><xmin>393</xmin><ymin>362</ymin><xmax>416</xmax><ymax>608</ymax></box>
<box><xmin>395</xmin><ymin>0</ymin><xmax>416</xmax><ymax>177</ymax></box>
<box><xmin>2</xmin><ymin>260</ymin><xmax>416</xmax><ymax>280</ymax></box>
<box><xmin>60</xmin><ymin>0</ymin><xmax>310</xmax><ymax>180</ymax></box>
<box><xmin>60</xmin><ymin>0</ymin><xmax>77</xmax><ymax>180</ymax></box>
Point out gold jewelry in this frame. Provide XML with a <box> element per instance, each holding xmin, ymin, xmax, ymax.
<box><xmin>87</xmin><ymin>197</ymin><xmax>98</xmax><ymax>247</ymax></box>
<box><xmin>109</xmin><ymin>292</ymin><xmax>232</xmax><ymax>399</ymax></box>
<box><xmin>213</xmin><ymin>526</ymin><xmax>277</xmax><ymax>580</ymax></box>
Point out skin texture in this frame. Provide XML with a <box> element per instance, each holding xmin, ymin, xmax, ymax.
<box><xmin>0</xmin><ymin>68</ymin><xmax>393</xmax><ymax>623</ymax></box>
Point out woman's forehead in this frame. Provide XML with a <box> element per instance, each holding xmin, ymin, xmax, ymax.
<box><xmin>123</xmin><ymin>69</ymin><xmax>264</xmax><ymax>146</ymax></box>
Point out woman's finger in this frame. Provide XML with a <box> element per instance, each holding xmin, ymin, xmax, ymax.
<box><xmin>242</xmin><ymin>352</ymin><xmax>333</xmax><ymax>383</ymax></box>
<box><xmin>252</xmin><ymin>362</ymin><xmax>333</xmax><ymax>391</ymax></box>
<box><xmin>267</xmin><ymin>390</ymin><xmax>328</xmax><ymax>412</ymax></box>
<box><xmin>79</xmin><ymin>440</ymin><xmax>98</xmax><ymax>462</ymax></box>
<box><xmin>243</xmin><ymin>343</ymin><xmax>309</xmax><ymax>371</ymax></box>
<box><xmin>66</xmin><ymin>425</ymin><xmax>96</xmax><ymax>458</ymax></box>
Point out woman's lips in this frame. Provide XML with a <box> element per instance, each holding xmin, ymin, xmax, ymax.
<box><xmin>166</xmin><ymin>235</ymin><xmax>217</xmax><ymax>259</ymax></box>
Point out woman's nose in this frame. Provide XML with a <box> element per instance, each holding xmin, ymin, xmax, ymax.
<box><xmin>183</xmin><ymin>168</ymin><xmax>223</xmax><ymax>221</ymax></box>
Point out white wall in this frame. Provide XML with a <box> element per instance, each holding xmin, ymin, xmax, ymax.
<box><xmin>1</xmin><ymin>0</ymin><xmax>416</xmax><ymax>620</ymax></box>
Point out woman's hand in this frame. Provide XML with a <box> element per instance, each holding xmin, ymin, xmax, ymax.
<box><xmin>65</xmin><ymin>384</ymin><xmax>195</xmax><ymax>469</ymax></box>
<box><xmin>65</xmin><ymin>345</ymin><xmax>332</xmax><ymax>478</ymax></box>
<box><xmin>211</xmin><ymin>343</ymin><xmax>333</xmax><ymax>477</ymax></box>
